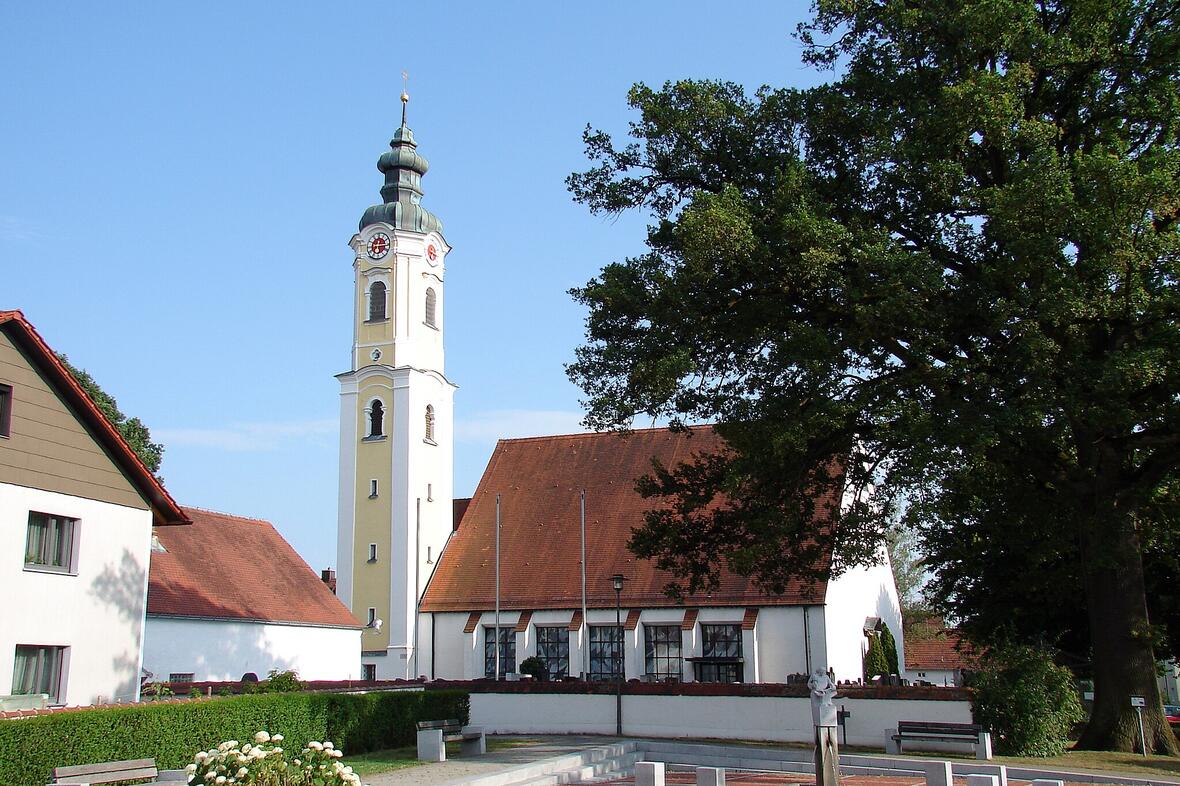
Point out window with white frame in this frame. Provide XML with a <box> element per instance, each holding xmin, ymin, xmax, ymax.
<box><xmin>535</xmin><ymin>626</ymin><xmax>569</xmax><ymax>680</ymax></box>
<box><xmin>644</xmin><ymin>625</ymin><xmax>682</xmax><ymax>680</ymax></box>
<box><xmin>695</xmin><ymin>623</ymin><xmax>743</xmax><ymax>683</ymax></box>
<box><xmin>483</xmin><ymin>627</ymin><xmax>516</xmax><ymax>678</ymax></box>
<box><xmin>368</xmin><ymin>281</ymin><xmax>387</xmax><ymax>321</ymax></box>
<box><xmin>12</xmin><ymin>645</ymin><xmax>66</xmax><ymax>703</ymax></box>
<box><xmin>366</xmin><ymin>399</ymin><xmax>384</xmax><ymax>438</ymax></box>
<box><xmin>25</xmin><ymin>512</ymin><xmax>77</xmax><ymax>572</ymax></box>
<box><xmin>425</xmin><ymin>287</ymin><xmax>437</xmax><ymax>327</ymax></box>
<box><xmin>589</xmin><ymin>625</ymin><xmax>623</xmax><ymax>681</ymax></box>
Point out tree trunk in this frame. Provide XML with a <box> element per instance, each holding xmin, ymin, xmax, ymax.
<box><xmin>1075</xmin><ymin>510</ymin><xmax>1178</xmax><ymax>754</ymax></box>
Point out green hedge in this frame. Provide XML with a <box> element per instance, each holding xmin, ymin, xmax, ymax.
<box><xmin>0</xmin><ymin>689</ymin><xmax>468</xmax><ymax>786</ymax></box>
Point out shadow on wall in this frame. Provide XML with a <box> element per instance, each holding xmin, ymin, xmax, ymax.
<box><xmin>146</xmin><ymin>620</ymin><xmax>298</xmax><ymax>683</ymax></box>
<box><xmin>90</xmin><ymin>549</ymin><xmax>147</xmax><ymax>704</ymax></box>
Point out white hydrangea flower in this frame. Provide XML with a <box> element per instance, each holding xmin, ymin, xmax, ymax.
<box><xmin>254</xmin><ymin>730</ymin><xmax>270</xmax><ymax>743</ymax></box>
<box><xmin>215</xmin><ymin>778</ymin><xmax>226</xmax><ymax>786</ymax></box>
<box><xmin>186</xmin><ymin>764</ymin><xmax>198</xmax><ymax>774</ymax></box>
<box><xmin>204</xmin><ymin>772</ymin><xmax>215</xmax><ymax>782</ymax></box>
<box><xmin>308</xmin><ymin>741</ymin><xmax>323</xmax><ymax>751</ymax></box>
<box><xmin>237</xmin><ymin>767</ymin><xmax>248</xmax><ymax>778</ymax></box>
<box><xmin>272</xmin><ymin>734</ymin><xmax>284</xmax><ymax>742</ymax></box>
<box><xmin>324</xmin><ymin>741</ymin><xmax>334</xmax><ymax>750</ymax></box>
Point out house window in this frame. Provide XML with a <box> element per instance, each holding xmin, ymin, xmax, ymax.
<box><xmin>535</xmin><ymin>626</ymin><xmax>569</xmax><ymax>680</ymax></box>
<box><xmin>425</xmin><ymin>405</ymin><xmax>435</xmax><ymax>443</ymax></box>
<box><xmin>483</xmin><ymin>627</ymin><xmax>516</xmax><ymax>678</ymax></box>
<box><xmin>695</xmin><ymin>624</ymin><xmax>743</xmax><ymax>683</ymax></box>
<box><xmin>362</xmin><ymin>664</ymin><xmax>377</xmax><ymax>681</ymax></box>
<box><xmin>644</xmin><ymin>625</ymin><xmax>682</xmax><ymax>680</ymax></box>
<box><xmin>370</xmin><ymin>479</ymin><xmax>378</xmax><ymax>498</ymax></box>
<box><xmin>427</xmin><ymin>483</ymin><xmax>433</xmax><ymax>501</ymax></box>
<box><xmin>0</xmin><ymin>383</ymin><xmax>11</xmax><ymax>437</ymax></box>
<box><xmin>368</xmin><ymin>543</ymin><xmax>377</xmax><ymax>563</ymax></box>
<box><xmin>367</xmin><ymin>607</ymin><xmax>377</xmax><ymax>626</ymax></box>
<box><xmin>169</xmin><ymin>673</ymin><xmax>194</xmax><ymax>684</ymax></box>
<box><xmin>368</xmin><ymin>281</ymin><xmax>387</xmax><ymax>321</ymax></box>
<box><xmin>367</xmin><ymin>399</ymin><xmax>384</xmax><ymax>438</ymax></box>
<box><xmin>425</xmin><ymin>287</ymin><xmax>437</xmax><ymax>327</ymax></box>
<box><xmin>589</xmin><ymin>625</ymin><xmax>623</xmax><ymax>681</ymax></box>
<box><xmin>25</xmin><ymin>512</ymin><xmax>77</xmax><ymax>572</ymax></box>
<box><xmin>12</xmin><ymin>645</ymin><xmax>65</xmax><ymax>703</ymax></box>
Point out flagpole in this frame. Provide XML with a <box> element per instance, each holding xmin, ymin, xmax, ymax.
<box><xmin>495</xmin><ymin>493</ymin><xmax>501</xmax><ymax>681</ymax></box>
<box><xmin>581</xmin><ymin>489</ymin><xmax>588</xmax><ymax>680</ymax></box>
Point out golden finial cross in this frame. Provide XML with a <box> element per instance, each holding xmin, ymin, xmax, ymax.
<box><xmin>400</xmin><ymin>70</ymin><xmax>409</xmax><ymax>125</ymax></box>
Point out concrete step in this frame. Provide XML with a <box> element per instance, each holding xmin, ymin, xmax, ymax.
<box><xmin>443</xmin><ymin>743</ymin><xmax>638</xmax><ymax>786</ymax></box>
<box><xmin>510</xmin><ymin>752</ymin><xmax>639</xmax><ymax>786</ymax></box>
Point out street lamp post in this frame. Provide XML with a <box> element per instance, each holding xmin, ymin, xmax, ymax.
<box><xmin>611</xmin><ymin>573</ymin><xmax>627</xmax><ymax>736</ymax></box>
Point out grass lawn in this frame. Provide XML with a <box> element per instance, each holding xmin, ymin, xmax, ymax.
<box><xmin>347</xmin><ymin>737</ymin><xmax>546</xmax><ymax>777</ymax></box>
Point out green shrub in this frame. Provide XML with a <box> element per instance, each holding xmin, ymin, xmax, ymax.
<box><xmin>970</xmin><ymin>643</ymin><xmax>1084</xmax><ymax>756</ymax></box>
<box><xmin>262</xmin><ymin>668</ymin><xmax>305</xmax><ymax>693</ymax></box>
<box><xmin>0</xmin><ymin>689</ymin><xmax>468</xmax><ymax>786</ymax></box>
<box><xmin>863</xmin><ymin>634</ymin><xmax>889</xmax><ymax>679</ymax></box>
<box><xmin>519</xmin><ymin>656</ymin><xmax>546</xmax><ymax>681</ymax></box>
<box><xmin>880</xmin><ymin>623</ymin><xmax>900</xmax><ymax>675</ymax></box>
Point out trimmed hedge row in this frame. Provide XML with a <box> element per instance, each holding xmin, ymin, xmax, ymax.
<box><xmin>0</xmin><ymin>689</ymin><xmax>468</xmax><ymax>786</ymax></box>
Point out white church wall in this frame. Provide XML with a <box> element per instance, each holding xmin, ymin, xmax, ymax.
<box><xmin>1</xmin><ymin>483</ymin><xmax>153</xmax><ymax>706</ymax></box>
<box><xmin>753</xmin><ymin>607</ymin><xmax>814</xmax><ymax>682</ymax></box>
<box><xmin>823</xmin><ymin>546</ymin><xmax>904</xmax><ymax>683</ymax></box>
<box><xmin>469</xmin><ymin>691</ymin><xmax>973</xmax><ymax>745</ymax></box>
<box><xmin>142</xmin><ymin>617</ymin><xmax>360</xmax><ymax>682</ymax></box>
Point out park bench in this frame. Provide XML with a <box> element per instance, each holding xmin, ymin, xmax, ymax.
<box><xmin>415</xmin><ymin>718</ymin><xmax>486</xmax><ymax>761</ymax></box>
<box><xmin>886</xmin><ymin>720</ymin><xmax>993</xmax><ymax>760</ymax></box>
<box><xmin>49</xmin><ymin>758</ymin><xmax>187</xmax><ymax>785</ymax></box>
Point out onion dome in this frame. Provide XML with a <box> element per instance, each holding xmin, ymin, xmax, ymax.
<box><xmin>359</xmin><ymin>97</ymin><xmax>442</xmax><ymax>234</ymax></box>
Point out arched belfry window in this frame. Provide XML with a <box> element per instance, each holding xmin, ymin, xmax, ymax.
<box><xmin>425</xmin><ymin>287</ymin><xmax>437</xmax><ymax>328</ymax></box>
<box><xmin>369</xmin><ymin>281</ymin><xmax>387</xmax><ymax>321</ymax></box>
<box><xmin>425</xmin><ymin>404</ymin><xmax>435</xmax><ymax>443</ymax></box>
<box><xmin>368</xmin><ymin>399</ymin><xmax>384</xmax><ymax>438</ymax></box>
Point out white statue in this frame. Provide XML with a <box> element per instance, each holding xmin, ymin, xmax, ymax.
<box><xmin>808</xmin><ymin>667</ymin><xmax>838</xmax><ymax>727</ymax></box>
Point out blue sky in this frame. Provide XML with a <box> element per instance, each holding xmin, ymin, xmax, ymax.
<box><xmin>1</xmin><ymin>2</ymin><xmax>822</xmax><ymax>568</ymax></box>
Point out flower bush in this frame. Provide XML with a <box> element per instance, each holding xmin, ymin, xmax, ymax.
<box><xmin>186</xmin><ymin>731</ymin><xmax>365</xmax><ymax>786</ymax></box>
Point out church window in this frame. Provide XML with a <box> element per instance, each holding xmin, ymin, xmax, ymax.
<box><xmin>368</xmin><ymin>281</ymin><xmax>387</xmax><ymax>321</ymax></box>
<box><xmin>367</xmin><ymin>608</ymin><xmax>377</xmax><ymax>626</ymax></box>
<box><xmin>483</xmin><ymin>627</ymin><xmax>515</xmax><ymax>678</ymax></box>
<box><xmin>425</xmin><ymin>405</ymin><xmax>435</xmax><ymax>443</ymax></box>
<box><xmin>535</xmin><ymin>626</ymin><xmax>569</xmax><ymax>680</ymax></box>
<box><xmin>693</xmin><ymin>624</ymin><xmax>742</xmax><ymax>683</ymax></box>
<box><xmin>644</xmin><ymin>625</ymin><xmax>682</xmax><ymax>681</ymax></box>
<box><xmin>425</xmin><ymin>287</ymin><xmax>437</xmax><ymax>327</ymax></box>
<box><xmin>370</xmin><ymin>479</ymin><xmax>378</xmax><ymax>498</ymax></box>
<box><xmin>368</xmin><ymin>543</ymin><xmax>377</xmax><ymax>563</ymax></box>
<box><xmin>367</xmin><ymin>399</ymin><xmax>384</xmax><ymax>438</ymax></box>
<box><xmin>589</xmin><ymin>625</ymin><xmax>623</xmax><ymax>681</ymax></box>
<box><xmin>362</xmin><ymin>664</ymin><xmax>377</xmax><ymax>681</ymax></box>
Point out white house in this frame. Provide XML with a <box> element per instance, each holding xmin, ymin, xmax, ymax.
<box><xmin>0</xmin><ymin>310</ymin><xmax>191</xmax><ymax>707</ymax></box>
<box><xmin>902</xmin><ymin>624</ymin><xmax>977</xmax><ymax>687</ymax></box>
<box><xmin>143</xmin><ymin>506</ymin><xmax>362</xmax><ymax>683</ymax></box>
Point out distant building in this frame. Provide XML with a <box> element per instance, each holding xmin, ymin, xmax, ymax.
<box><xmin>143</xmin><ymin>507</ymin><xmax>361</xmax><ymax>682</ymax></box>
<box><xmin>903</xmin><ymin>623</ymin><xmax>977</xmax><ymax>686</ymax></box>
<box><xmin>0</xmin><ymin>310</ymin><xmax>189</xmax><ymax>707</ymax></box>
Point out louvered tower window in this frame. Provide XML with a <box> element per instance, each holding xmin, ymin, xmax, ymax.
<box><xmin>425</xmin><ymin>287</ymin><xmax>437</xmax><ymax>327</ymax></box>
<box><xmin>368</xmin><ymin>281</ymin><xmax>387</xmax><ymax>321</ymax></box>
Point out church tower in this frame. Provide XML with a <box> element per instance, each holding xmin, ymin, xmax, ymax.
<box><xmin>336</xmin><ymin>94</ymin><xmax>456</xmax><ymax>680</ymax></box>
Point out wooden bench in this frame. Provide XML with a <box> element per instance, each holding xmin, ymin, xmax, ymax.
<box><xmin>50</xmin><ymin>758</ymin><xmax>187</xmax><ymax>785</ymax></box>
<box><xmin>415</xmin><ymin>718</ymin><xmax>486</xmax><ymax>762</ymax></box>
<box><xmin>886</xmin><ymin>721</ymin><xmax>992</xmax><ymax>760</ymax></box>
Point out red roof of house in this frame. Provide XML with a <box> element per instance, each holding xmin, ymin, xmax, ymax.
<box><xmin>148</xmin><ymin>506</ymin><xmax>360</xmax><ymax>628</ymax></box>
<box><xmin>420</xmin><ymin>426</ymin><xmax>838</xmax><ymax>613</ymax></box>
<box><xmin>905</xmin><ymin>626</ymin><xmax>978</xmax><ymax>671</ymax></box>
<box><xmin>0</xmin><ymin>310</ymin><xmax>188</xmax><ymax>526</ymax></box>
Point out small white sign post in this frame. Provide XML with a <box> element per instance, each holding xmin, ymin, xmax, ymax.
<box><xmin>1131</xmin><ymin>696</ymin><xmax>1147</xmax><ymax>757</ymax></box>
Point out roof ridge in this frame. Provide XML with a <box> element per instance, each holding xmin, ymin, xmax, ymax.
<box><xmin>496</xmin><ymin>424</ymin><xmax>714</xmax><ymax>445</ymax></box>
<box><xmin>181</xmin><ymin>505</ymin><xmax>274</xmax><ymax>526</ymax></box>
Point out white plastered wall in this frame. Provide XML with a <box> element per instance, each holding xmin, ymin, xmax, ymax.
<box><xmin>822</xmin><ymin>544</ymin><xmax>905</xmax><ymax>683</ymax></box>
<box><xmin>1</xmin><ymin>483</ymin><xmax>153</xmax><ymax>706</ymax></box>
<box><xmin>141</xmin><ymin>617</ymin><xmax>361</xmax><ymax>681</ymax></box>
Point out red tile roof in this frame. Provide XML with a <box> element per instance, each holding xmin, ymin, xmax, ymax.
<box><xmin>421</xmin><ymin>426</ymin><xmax>837</xmax><ymax>613</ymax></box>
<box><xmin>148</xmin><ymin>507</ymin><xmax>360</xmax><ymax>628</ymax></box>
<box><xmin>904</xmin><ymin>626</ymin><xmax>979</xmax><ymax>671</ymax></box>
<box><xmin>0</xmin><ymin>310</ymin><xmax>188</xmax><ymax>526</ymax></box>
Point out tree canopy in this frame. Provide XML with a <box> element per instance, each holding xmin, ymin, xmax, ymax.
<box><xmin>58</xmin><ymin>354</ymin><xmax>164</xmax><ymax>475</ymax></box>
<box><xmin>567</xmin><ymin>0</ymin><xmax>1179</xmax><ymax>752</ymax></box>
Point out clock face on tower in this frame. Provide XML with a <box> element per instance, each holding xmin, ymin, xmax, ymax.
<box><xmin>367</xmin><ymin>233</ymin><xmax>391</xmax><ymax>260</ymax></box>
<box><xmin>426</xmin><ymin>243</ymin><xmax>438</xmax><ymax>264</ymax></box>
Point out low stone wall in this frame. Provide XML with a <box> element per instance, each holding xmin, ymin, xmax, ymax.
<box><xmin>462</xmin><ymin>682</ymin><xmax>973</xmax><ymax>747</ymax></box>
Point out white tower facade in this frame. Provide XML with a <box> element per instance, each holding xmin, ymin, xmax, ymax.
<box><xmin>336</xmin><ymin>107</ymin><xmax>456</xmax><ymax>680</ymax></box>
